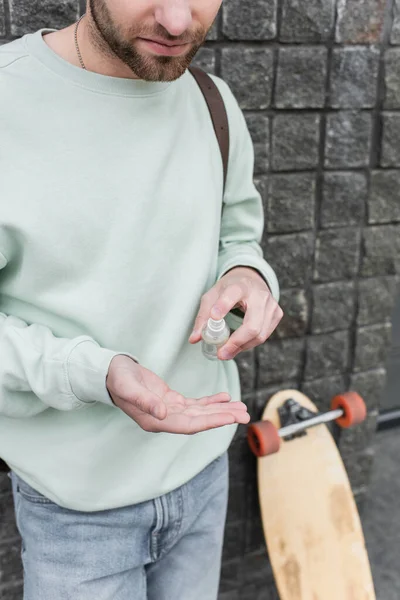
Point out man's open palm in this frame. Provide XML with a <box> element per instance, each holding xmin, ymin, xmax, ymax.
<box><xmin>106</xmin><ymin>355</ymin><xmax>250</xmax><ymax>434</ymax></box>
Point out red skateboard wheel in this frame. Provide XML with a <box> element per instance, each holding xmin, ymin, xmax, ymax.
<box><xmin>331</xmin><ymin>392</ymin><xmax>367</xmax><ymax>428</ymax></box>
<box><xmin>247</xmin><ymin>420</ymin><xmax>281</xmax><ymax>457</ymax></box>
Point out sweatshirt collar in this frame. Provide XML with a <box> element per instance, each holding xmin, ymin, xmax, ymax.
<box><xmin>25</xmin><ymin>28</ymin><xmax>179</xmax><ymax>97</ymax></box>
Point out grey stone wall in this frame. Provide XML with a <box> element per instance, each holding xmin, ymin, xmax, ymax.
<box><xmin>1</xmin><ymin>1</ymin><xmax>400</xmax><ymax>599</ymax></box>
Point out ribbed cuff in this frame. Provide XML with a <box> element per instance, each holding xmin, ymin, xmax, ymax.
<box><xmin>66</xmin><ymin>339</ymin><xmax>139</xmax><ymax>407</ymax></box>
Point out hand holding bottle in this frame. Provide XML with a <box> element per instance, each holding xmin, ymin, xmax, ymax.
<box><xmin>189</xmin><ymin>266</ymin><xmax>283</xmax><ymax>360</ymax></box>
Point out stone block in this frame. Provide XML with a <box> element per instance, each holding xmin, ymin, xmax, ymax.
<box><xmin>0</xmin><ymin>494</ymin><xmax>18</xmax><ymax>542</ymax></box>
<box><xmin>244</xmin><ymin>480</ymin><xmax>266</xmax><ymax>554</ymax></box>
<box><xmin>369</xmin><ymin>172</ymin><xmax>400</xmax><ymax>228</ymax></box>
<box><xmin>312</xmin><ymin>281</ymin><xmax>356</xmax><ymax>334</ymax></box>
<box><xmin>226</xmin><ymin>482</ymin><xmax>247</xmax><ymax>524</ymax></box>
<box><xmin>0</xmin><ymin>583</ymin><xmax>23</xmax><ymax>600</ymax></box>
<box><xmin>254</xmin><ymin>177</ymin><xmax>268</xmax><ymax>208</ymax></box>
<box><xmin>0</xmin><ymin>541</ymin><xmax>22</xmax><ymax>588</ymax></box>
<box><xmin>218</xmin><ymin>591</ymin><xmax>239</xmax><ymax>600</ymax></box>
<box><xmin>392</xmin><ymin>0</ymin><xmax>400</xmax><ymax>44</ymax></box>
<box><xmin>239</xmin><ymin>583</ymin><xmax>280</xmax><ymax>600</ymax></box>
<box><xmin>245</xmin><ymin>505</ymin><xmax>267</xmax><ymax>556</ymax></box>
<box><xmin>191</xmin><ymin>48</ymin><xmax>216</xmax><ymax>74</ymax></box>
<box><xmin>206</xmin><ymin>18</ymin><xmax>219</xmax><ymax>41</ymax></box>
<box><xmin>244</xmin><ymin>114</ymin><xmax>269</xmax><ymax>174</ymax></box>
<box><xmin>314</xmin><ymin>228</ymin><xmax>361</xmax><ymax>282</ymax></box>
<box><xmin>384</xmin><ymin>49</ymin><xmax>400</xmax><ymax>108</ymax></box>
<box><xmin>254</xmin><ymin>148</ymin><xmax>268</xmax><ymax>177</ymax></box>
<box><xmin>258</xmin><ymin>338</ymin><xmax>305</xmax><ymax>387</ymax></box>
<box><xmin>330</xmin><ymin>47</ymin><xmax>379</xmax><ymax>108</ymax></box>
<box><xmin>262</xmin><ymin>232</ymin><xmax>314</xmax><ymax>288</ymax></box>
<box><xmin>219</xmin><ymin>559</ymin><xmax>241</xmax><ymax>593</ymax></box>
<box><xmin>239</xmin><ymin>549</ymin><xmax>274</xmax><ymax>587</ymax></box>
<box><xmin>266</xmin><ymin>173</ymin><xmax>316</xmax><ymax>233</ymax></box>
<box><xmin>321</xmin><ymin>172</ymin><xmax>367</xmax><ymax>228</ymax></box>
<box><xmin>273</xmin><ymin>288</ymin><xmax>309</xmax><ymax>339</ymax></box>
<box><xmin>0</xmin><ymin>3</ymin><xmax>5</xmax><ymax>37</ymax></box>
<box><xmin>301</xmin><ymin>374</ymin><xmax>347</xmax><ymax>411</ymax></box>
<box><xmin>361</xmin><ymin>225</ymin><xmax>400</xmax><ymax>276</ymax></box>
<box><xmin>339</xmin><ymin>411</ymin><xmax>378</xmax><ymax>454</ymax></box>
<box><xmin>280</xmin><ymin>0</ymin><xmax>335</xmax><ymax>42</ymax></box>
<box><xmin>325</xmin><ymin>112</ymin><xmax>372</xmax><ymax>168</ymax></box>
<box><xmin>354</xmin><ymin>323</ymin><xmax>392</xmax><ymax>372</ymax></box>
<box><xmin>235</xmin><ymin>350</ymin><xmax>255</xmax><ymax>395</ymax></box>
<box><xmin>272</xmin><ymin>114</ymin><xmax>320</xmax><ymax>171</ymax></box>
<box><xmin>275</xmin><ymin>47</ymin><xmax>327</xmax><ymax>108</ymax></box>
<box><xmin>381</xmin><ymin>113</ymin><xmax>400</xmax><ymax>167</ymax></box>
<box><xmin>222</xmin><ymin>0</ymin><xmax>277</xmax><ymax>40</ymax></box>
<box><xmin>221</xmin><ymin>48</ymin><xmax>273</xmax><ymax>109</ymax></box>
<box><xmin>353</xmin><ymin>487</ymin><xmax>367</xmax><ymax>516</ymax></box>
<box><xmin>305</xmin><ymin>331</ymin><xmax>350</xmax><ymax>380</ymax></box>
<box><xmin>222</xmin><ymin>521</ymin><xmax>245</xmax><ymax>562</ymax></box>
<box><xmin>0</xmin><ymin>473</ymin><xmax>11</xmax><ymax>494</ymax></box>
<box><xmin>350</xmin><ymin>368</ymin><xmax>387</xmax><ymax>411</ymax></box>
<box><xmin>245</xmin><ymin>114</ymin><xmax>269</xmax><ymax>146</ymax></box>
<box><xmin>336</xmin><ymin>0</ymin><xmax>385</xmax><ymax>44</ymax></box>
<box><xmin>228</xmin><ymin>426</ymin><xmax>253</xmax><ymax>484</ymax></box>
<box><xmin>369</xmin><ymin>170</ymin><xmax>400</xmax><ymax>223</ymax></box>
<box><xmin>358</xmin><ymin>276</ymin><xmax>399</xmax><ymax>325</ymax></box>
<box><xmin>9</xmin><ymin>0</ymin><xmax>79</xmax><ymax>35</ymax></box>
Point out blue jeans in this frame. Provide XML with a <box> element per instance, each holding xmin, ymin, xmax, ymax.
<box><xmin>11</xmin><ymin>453</ymin><xmax>228</xmax><ymax>600</ymax></box>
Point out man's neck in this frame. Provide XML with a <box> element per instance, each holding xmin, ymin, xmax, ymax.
<box><xmin>43</xmin><ymin>15</ymin><xmax>140</xmax><ymax>80</ymax></box>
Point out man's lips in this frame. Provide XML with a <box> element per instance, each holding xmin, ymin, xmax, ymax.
<box><xmin>141</xmin><ymin>36</ymin><xmax>189</xmax><ymax>47</ymax></box>
<box><xmin>138</xmin><ymin>37</ymin><xmax>191</xmax><ymax>56</ymax></box>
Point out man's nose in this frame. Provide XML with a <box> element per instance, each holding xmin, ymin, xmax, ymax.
<box><xmin>155</xmin><ymin>0</ymin><xmax>192</xmax><ymax>37</ymax></box>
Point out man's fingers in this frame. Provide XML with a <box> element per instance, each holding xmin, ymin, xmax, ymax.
<box><xmin>194</xmin><ymin>402</ymin><xmax>248</xmax><ymax>415</ymax></box>
<box><xmin>197</xmin><ymin>392</ymin><xmax>231</xmax><ymax>405</ymax></box>
<box><xmin>191</xmin><ymin>414</ymin><xmax>236</xmax><ymax>433</ymax></box>
<box><xmin>264</xmin><ymin>301</ymin><xmax>284</xmax><ymax>338</ymax></box>
<box><xmin>210</xmin><ymin>283</ymin><xmax>246</xmax><ymax>320</ymax></box>
<box><xmin>188</xmin><ymin>411</ymin><xmax>250</xmax><ymax>434</ymax></box>
<box><xmin>189</xmin><ymin>289</ymin><xmax>219</xmax><ymax>343</ymax></box>
<box><xmin>118</xmin><ymin>395</ymin><xmax>250</xmax><ymax>434</ymax></box>
<box><xmin>218</xmin><ymin>294</ymin><xmax>267</xmax><ymax>359</ymax></box>
<box><xmin>219</xmin><ymin>298</ymin><xmax>284</xmax><ymax>359</ymax></box>
<box><xmin>239</xmin><ymin>299</ymin><xmax>284</xmax><ymax>353</ymax></box>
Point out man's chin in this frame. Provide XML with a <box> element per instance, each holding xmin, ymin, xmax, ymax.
<box><xmin>131</xmin><ymin>55</ymin><xmax>195</xmax><ymax>82</ymax></box>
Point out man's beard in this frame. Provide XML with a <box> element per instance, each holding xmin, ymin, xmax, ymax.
<box><xmin>88</xmin><ymin>0</ymin><xmax>208</xmax><ymax>81</ymax></box>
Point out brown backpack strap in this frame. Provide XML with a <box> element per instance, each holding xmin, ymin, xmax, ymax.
<box><xmin>189</xmin><ymin>66</ymin><xmax>230</xmax><ymax>194</ymax></box>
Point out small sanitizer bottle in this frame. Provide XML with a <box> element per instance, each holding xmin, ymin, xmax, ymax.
<box><xmin>201</xmin><ymin>318</ymin><xmax>230</xmax><ymax>361</ymax></box>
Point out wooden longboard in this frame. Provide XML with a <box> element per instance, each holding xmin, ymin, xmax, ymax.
<box><xmin>257</xmin><ymin>389</ymin><xmax>376</xmax><ymax>600</ymax></box>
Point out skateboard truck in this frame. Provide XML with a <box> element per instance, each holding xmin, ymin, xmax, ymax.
<box><xmin>278</xmin><ymin>399</ymin><xmax>342</xmax><ymax>441</ymax></box>
<box><xmin>248</xmin><ymin>392</ymin><xmax>367</xmax><ymax>458</ymax></box>
<box><xmin>278</xmin><ymin>399</ymin><xmax>318</xmax><ymax>441</ymax></box>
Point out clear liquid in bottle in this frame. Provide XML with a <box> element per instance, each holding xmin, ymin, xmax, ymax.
<box><xmin>201</xmin><ymin>318</ymin><xmax>230</xmax><ymax>361</ymax></box>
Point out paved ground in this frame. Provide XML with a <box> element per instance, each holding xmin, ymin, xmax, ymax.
<box><xmin>362</xmin><ymin>427</ymin><xmax>400</xmax><ymax>600</ymax></box>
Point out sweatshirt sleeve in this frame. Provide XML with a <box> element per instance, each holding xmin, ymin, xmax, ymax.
<box><xmin>211</xmin><ymin>76</ymin><xmax>280</xmax><ymax>331</ymax></box>
<box><xmin>0</xmin><ymin>256</ymin><xmax>138</xmax><ymax>419</ymax></box>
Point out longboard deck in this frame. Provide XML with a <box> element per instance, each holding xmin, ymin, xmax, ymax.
<box><xmin>258</xmin><ymin>389</ymin><xmax>375</xmax><ymax>600</ymax></box>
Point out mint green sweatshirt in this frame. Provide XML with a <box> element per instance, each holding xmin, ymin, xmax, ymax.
<box><xmin>0</xmin><ymin>29</ymin><xmax>279</xmax><ymax>511</ymax></box>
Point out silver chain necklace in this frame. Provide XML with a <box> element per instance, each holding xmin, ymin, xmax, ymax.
<box><xmin>74</xmin><ymin>15</ymin><xmax>86</xmax><ymax>70</ymax></box>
